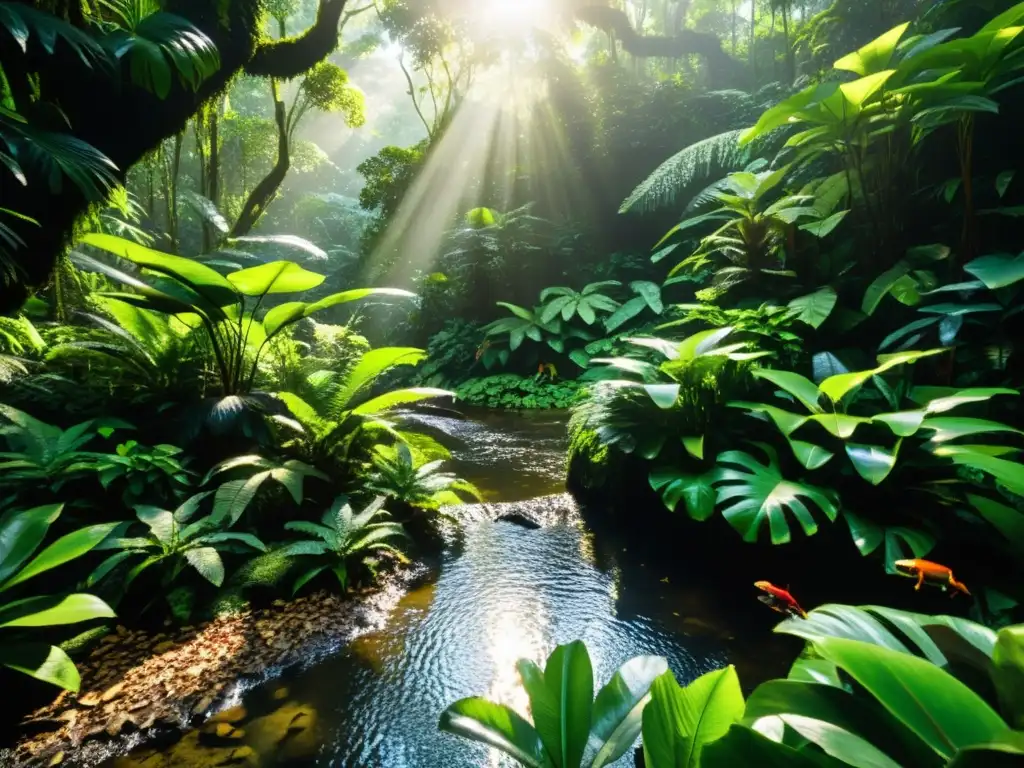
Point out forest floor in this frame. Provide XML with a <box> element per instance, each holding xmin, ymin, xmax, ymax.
<box><xmin>6</xmin><ymin>569</ymin><xmax>422</xmax><ymax>768</ymax></box>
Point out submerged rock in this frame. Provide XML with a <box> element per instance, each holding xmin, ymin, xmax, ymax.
<box><xmin>495</xmin><ymin>513</ymin><xmax>542</xmax><ymax>529</ymax></box>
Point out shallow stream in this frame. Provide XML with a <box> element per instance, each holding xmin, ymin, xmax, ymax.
<box><xmin>109</xmin><ymin>408</ymin><xmax>787</xmax><ymax>768</ymax></box>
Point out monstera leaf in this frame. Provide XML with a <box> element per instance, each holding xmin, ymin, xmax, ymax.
<box><xmin>713</xmin><ymin>444</ymin><xmax>839</xmax><ymax>545</ymax></box>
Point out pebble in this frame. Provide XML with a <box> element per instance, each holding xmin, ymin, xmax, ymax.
<box><xmin>9</xmin><ymin>578</ymin><xmax>411</xmax><ymax>768</ymax></box>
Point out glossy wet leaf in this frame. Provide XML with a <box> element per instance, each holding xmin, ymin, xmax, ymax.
<box><xmin>587</xmin><ymin>655</ymin><xmax>668</xmax><ymax>767</ymax></box>
<box><xmin>227</xmin><ymin>261</ymin><xmax>325</xmax><ymax>296</ymax></box>
<box><xmin>743</xmin><ymin>680</ymin><xmax>939</xmax><ymax>768</ymax></box>
<box><xmin>846</xmin><ymin>443</ymin><xmax>899</xmax><ymax>485</ymax></box>
<box><xmin>642</xmin><ymin>666</ymin><xmax>744</xmax><ymax>768</ymax></box>
<box><xmin>702</xmin><ymin>724</ymin><xmax>846</xmax><ymax>767</ymax></box>
<box><xmin>715</xmin><ymin>446</ymin><xmax>838</xmax><ymax>544</ymax></box>
<box><xmin>0</xmin><ymin>593</ymin><xmax>115</xmax><ymax>628</ymax></box>
<box><xmin>992</xmin><ymin>625</ymin><xmax>1024</xmax><ymax>729</ymax></box>
<box><xmin>788</xmin><ymin>287</ymin><xmax>838</xmax><ymax>328</ymax></box>
<box><xmin>966</xmin><ymin>495</ymin><xmax>1024</xmax><ymax>551</ymax></box>
<box><xmin>812</xmin><ymin>637</ymin><xmax>1009</xmax><ymax>761</ymax></box>
<box><xmin>439</xmin><ymin>697</ymin><xmax>552</xmax><ymax>768</ymax></box>
<box><xmin>0</xmin><ymin>504</ymin><xmax>63</xmax><ymax>587</ymax></box>
<box><xmin>963</xmin><ymin>253</ymin><xmax>1024</xmax><ymax>289</ymax></box>
<box><xmin>1</xmin><ymin>642</ymin><xmax>82</xmax><ymax>691</ymax></box>
<box><xmin>1</xmin><ymin>522</ymin><xmax>119</xmax><ymax>591</ymax></box>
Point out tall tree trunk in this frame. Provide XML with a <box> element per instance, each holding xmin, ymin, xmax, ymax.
<box><xmin>229</xmin><ymin>82</ymin><xmax>289</xmax><ymax>238</ymax></box>
<box><xmin>750</xmin><ymin>0</ymin><xmax>758</xmax><ymax>80</ymax></box>
<box><xmin>0</xmin><ymin>0</ymin><xmax>352</xmax><ymax>312</ymax></box>
<box><xmin>781</xmin><ymin>1</ymin><xmax>794</xmax><ymax>83</ymax></box>
<box><xmin>732</xmin><ymin>0</ymin><xmax>738</xmax><ymax>54</ymax></box>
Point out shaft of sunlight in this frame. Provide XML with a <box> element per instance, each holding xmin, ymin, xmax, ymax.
<box><xmin>365</xmin><ymin>54</ymin><xmax>590</xmax><ymax>287</ymax></box>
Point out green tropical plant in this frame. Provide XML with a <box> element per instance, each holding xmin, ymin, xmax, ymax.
<box><xmin>539</xmin><ymin>281</ymin><xmax>621</xmax><ymax>327</ymax></box>
<box><xmin>641</xmin><ymin>665</ymin><xmax>746</xmax><ymax>768</ymax></box>
<box><xmin>89</xmin><ymin>492</ymin><xmax>267</xmax><ymax>594</ymax></box>
<box><xmin>481</xmin><ymin>302</ymin><xmax>596</xmax><ymax>368</ymax></box>
<box><xmin>276</xmin><ymin>495</ymin><xmax>407</xmax><ymax>594</ymax></box>
<box><xmin>0</xmin><ymin>404</ymin><xmax>132</xmax><ymax>501</ymax></box>
<box><xmin>439</xmin><ymin>607</ymin><xmax>1024</xmax><ymax>768</ymax></box>
<box><xmin>91</xmin><ymin>440</ymin><xmax>194</xmax><ymax>507</ymax></box>
<box><xmin>0</xmin><ymin>504</ymin><xmax>118</xmax><ymax>691</ymax></box>
<box><xmin>46</xmin><ymin>295</ymin><xmax>207</xmax><ymax>404</ymax></box>
<box><xmin>74</xmin><ymin>234</ymin><xmax>415</xmax><ymax>438</ymax></box>
<box><xmin>455</xmin><ymin>374</ymin><xmax>583</xmax><ymax>410</ymax></box>
<box><xmin>200</xmin><ymin>453</ymin><xmax>328</xmax><ymax>526</ymax></box>
<box><xmin>278</xmin><ymin>346</ymin><xmax>452</xmax><ymax>472</ymax></box>
<box><xmin>660</xmin><ymin>167</ymin><xmax>835</xmax><ymax>290</ymax></box>
<box><xmin>365</xmin><ymin>443</ymin><xmax>481</xmax><ymax>509</ymax></box>
<box><xmin>92</xmin><ymin>0</ymin><xmax>220</xmax><ymax>99</ymax></box>
<box><xmin>715</xmin><ymin>604</ymin><xmax>1024</xmax><ymax>767</ymax></box>
<box><xmin>439</xmin><ymin>640</ymin><xmax>668</xmax><ymax>768</ymax></box>
<box><xmin>602</xmin><ymin>281</ymin><xmax>665</xmax><ymax>334</ymax></box>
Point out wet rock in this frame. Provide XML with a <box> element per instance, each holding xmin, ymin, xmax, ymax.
<box><xmin>199</xmin><ymin>722</ymin><xmax>245</xmax><ymax>746</ymax></box>
<box><xmin>495</xmin><ymin>513</ymin><xmax>542</xmax><ymax>529</ymax></box>
<box><xmin>209</xmin><ymin>706</ymin><xmax>247</xmax><ymax>725</ymax></box>
<box><xmin>153</xmin><ymin>641</ymin><xmax>176</xmax><ymax>654</ymax></box>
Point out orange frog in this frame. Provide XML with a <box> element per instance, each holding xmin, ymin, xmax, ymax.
<box><xmin>754</xmin><ymin>581</ymin><xmax>808</xmax><ymax>619</ymax></box>
<box><xmin>894</xmin><ymin>559</ymin><xmax>971</xmax><ymax>598</ymax></box>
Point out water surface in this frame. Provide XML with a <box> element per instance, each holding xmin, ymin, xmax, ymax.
<box><xmin>110</xmin><ymin>408</ymin><xmax>785</xmax><ymax>768</ymax></box>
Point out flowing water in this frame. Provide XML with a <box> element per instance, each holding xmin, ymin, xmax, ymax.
<box><xmin>108</xmin><ymin>408</ymin><xmax>789</xmax><ymax>768</ymax></box>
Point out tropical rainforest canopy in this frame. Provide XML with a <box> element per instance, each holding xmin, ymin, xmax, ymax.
<box><xmin>2</xmin><ymin>0</ymin><xmax>1024</xmax><ymax>766</ymax></box>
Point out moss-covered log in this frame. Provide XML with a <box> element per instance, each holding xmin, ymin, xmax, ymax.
<box><xmin>574</xmin><ymin>5</ymin><xmax>745</xmax><ymax>87</ymax></box>
<box><xmin>0</xmin><ymin>0</ymin><xmax>350</xmax><ymax>313</ymax></box>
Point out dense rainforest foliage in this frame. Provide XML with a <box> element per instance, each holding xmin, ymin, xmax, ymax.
<box><xmin>2</xmin><ymin>0</ymin><xmax>1024</xmax><ymax>765</ymax></box>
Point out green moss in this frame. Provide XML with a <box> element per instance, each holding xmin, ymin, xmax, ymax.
<box><xmin>229</xmin><ymin>550</ymin><xmax>296</xmax><ymax>591</ymax></box>
<box><xmin>566</xmin><ymin>423</ymin><xmax>615</xmax><ymax>493</ymax></box>
<box><xmin>58</xmin><ymin>625</ymin><xmax>110</xmax><ymax>658</ymax></box>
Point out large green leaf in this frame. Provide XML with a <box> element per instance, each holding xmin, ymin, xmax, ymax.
<box><xmin>262</xmin><ymin>301</ymin><xmax>308</xmax><ymax>337</ymax></box>
<box><xmin>335</xmin><ymin>347</ymin><xmax>426</xmax><ymax>409</ymax></box>
<box><xmin>641</xmin><ymin>666</ymin><xmax>745</xmax><ymax>768</ymax></box>
<box><xmin>777</xmin><ymin>715</ymin><xmax>903</xmax><ymax>768</ymax></box>
<box><xmin>819</xmin><ymin>349</ymin><xmax>944</xmax><ymax>402</ymax></box>
<box><xmin>1</xmin><ymin>522</ymin><xmax>119</xmax><ymax>591</ymax></box>
<box><xmin>0</xmin><ymin>593</ymin><xmax>115</xmax><ymax>628</ymax></box>
<box><xmin>0</xmin><ymin>504</ymin><xmax>63</xmax><ymax>587</ymax></box>
<box><xmin>352</xmin><ymin>387</ymin><xmax>452</xmax><ymax>415</ymax></box>
<box><xmin>992</xmin><ymin>625</ymin><xmax>1024</xmax><ymax>730</ymax></box>
<box><xmin>835</xmin><ymin>23</ymin><xmax>910</xmax><ymax>75</ymax></box>
<box><xmin>788</xmin><ymin>287</ymin><xmax>838</xmax><ymax>329</ymax></box>
<box><xmin>862</xmin><ymin>262</ymin><xmax>911</xmax><ymax>316</ymax></box>
<box><xmin>650</xmin><ymin>468</ymin><xmax>717</xmax><ymax>520</ymax></box>
<box><xmin>1</xmin><ymin>642</ymin><xmax>82</xmax><ymax>692</ymax></box>
<box><xmin>185</xmin><ymin>546</ymin><xmax>224</xmax><ymax>586</ymax></box>
<box><xmin>920</xmin><ymin>417</ymin><xmax>1022</xmax><ymax>442</ymax></box>
<box><xmin>743</xmin><ymin>680</ymin><xmax>940</xmax><ymax>768</ymax></box>
<box><xmin>845</xmin><ymin>443</ymin><xmax>899</xmax><ymax>485</ymax></box>
<box><xmin>812</xmin><ymin>637</ymin><xmax>1009</xmax><ymax>761</ymax></box>
<box><xmin>963</xmin><ymin>253</ymin><xmax>1024</xmax><ymax>289</ymax></box>
<box><xmin>227</xmin><ymin>261</ymin><xmax>325</xmax><ymax>296</ymax></box>
<box><xmin>587</xmin><ymin>655</ymin><xmax>668</xmax><ymax>768</ymax></box>
<box><xmin>544</xmin><ymin>641</ymin><xmax>593</xmax><ymax>768</ymax></box>
<box><xmin>81</xmin><ymin>233</ymin><xmax>238</xmax><ymax>308</ymax></box>
<box><xmin>439</xmin><ymin>698</ymin><xmax>552</xmax><ymax>768</ymax></box>
<box><xmin>702</xmin><ymin>724</ymin><xmax>846</xmax><ymax>767</ymax></box>
<box><xmin>303</xmin><ymin>287</ymin><xmax>416</xmax><ymax>315</ymax></box>
<box><xmin>752</xmin><ymin>369</ymin><xmax>823</xmax><ymax>413</ymax></box>
<box><xmin>714</xmin><ymin>446</ymin><xmax>838</xmax><ymax>544</ymax></box>
<box><xmin>966</xmin><ymin>495</ymin><xmax>1024</xmax><ymax>552</ymax></box>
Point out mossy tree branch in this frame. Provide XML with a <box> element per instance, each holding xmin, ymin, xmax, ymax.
<box><xmin>0</xmin><ymin>0</ymin><xmax>350</xmax><ymax>312</ymax></box>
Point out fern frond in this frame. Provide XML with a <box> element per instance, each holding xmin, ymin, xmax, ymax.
<box><xmin>620</xmin><ymin>130</ymin><xmax>749</xmax><ymax>215</ymax></box>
